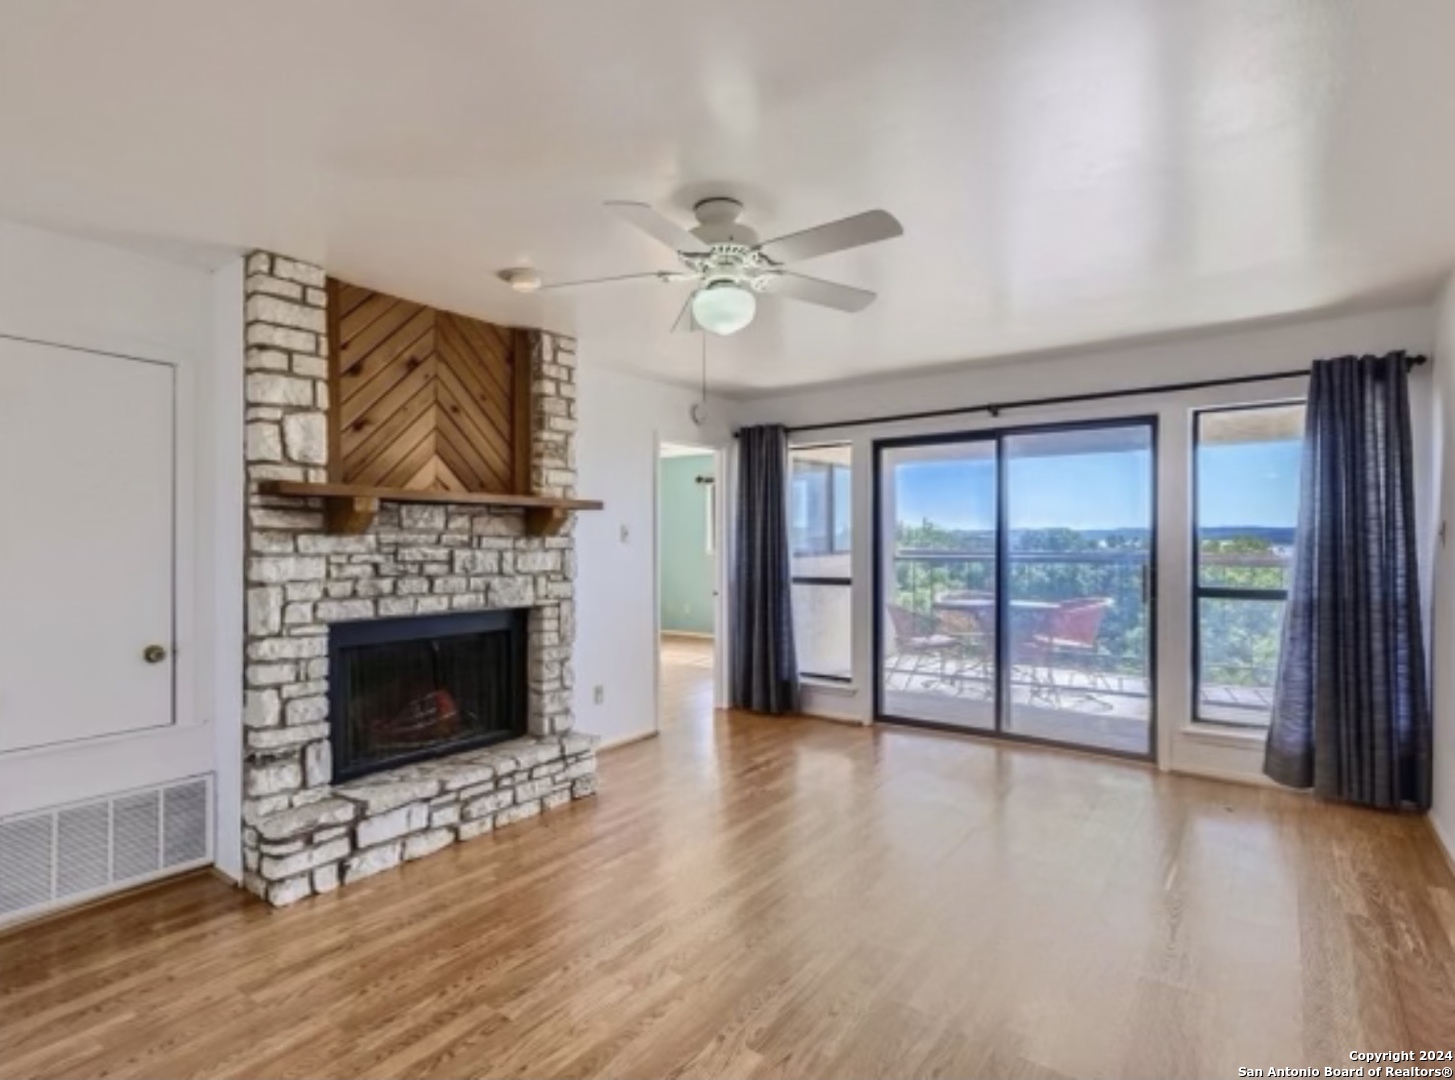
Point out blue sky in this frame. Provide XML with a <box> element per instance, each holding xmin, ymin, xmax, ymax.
<box><xmin>892</xmin><ymin>440</ymin><xmax>1301</xmax><ymax>531</ymax></box>
<box><xmin>1197</xmin><ymin>441</ymin><xmax>1302</xmax><ymax>528</ymax></box>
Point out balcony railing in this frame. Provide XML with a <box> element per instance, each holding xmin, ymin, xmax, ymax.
<box><xmin>887</xmin><ymin>547</ymin><xmax>1288</xmax><ymax>721</ymax></box>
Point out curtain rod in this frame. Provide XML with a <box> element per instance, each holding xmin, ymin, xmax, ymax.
<box><xmin>737</xmin><ymin>354</ymin><xmax>1428</xmax><ymax>437</ymax></box>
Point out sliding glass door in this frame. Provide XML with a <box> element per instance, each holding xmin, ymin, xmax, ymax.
<box><xmin>876</xmin><ymin>419</ymin><xmax>1156</xmax><ymax>758</ymax></box>
<box><xmin>1001</xmin><ymin>424</ymin><xmax>1154</xmax><ymax>754</ymax></box>
<box><xmin>878</xmin><ymin>438</ymin><xmax>998</xmax><ymax>730</ymax></box>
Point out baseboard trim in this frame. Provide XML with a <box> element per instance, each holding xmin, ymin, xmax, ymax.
<box><xmin>209</xmin><ymin>864</ymin><xmax>243</xmax><ymax>888</ymax></box>
<box><xmin>800</xmin><ymin>710</ymin><xmax>869</xmax><ymax>727</ymax></box>
<box><xmin>660</xmin><ymin>631</ymin><xmax>714</xmax><ymax>641</ymax></box>
<box><xmin>0</xmin><ymin>865</ymin><xmax>213</xmax><ymax>938</ymax></box>
<box><xmin>1431</xmin><ymin>813</ymin><xmax>1455</xmax><ymax>880</ymax></box>
<box><xmin>1168</xmin><ymin>763</ymin><xmax>1280</xmax><ymax>789</ymax></box>
<box><xmin>598</xmin><ymin>728</ymin><xmax>660</xmax><ymax>752</ymax></box>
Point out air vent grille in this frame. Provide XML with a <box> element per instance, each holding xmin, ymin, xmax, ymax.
<box><xmin>0</xmin><ymin>775</ymin><xmax>212</xmax><ymax>923</ymax></box>
<box><xmin>0</xmin><ymin>816</ymin><xmax>53</xmax><ymax>915</ymax></box>
<box><xmin>56</xmin><ymin>803</ymin><xmax>109</xmax><ymax>898</ymax></box>
<box><xmin>163</xmin><ymin>781</ymin><xmax>208</xmax><ymax>865</ymax></box>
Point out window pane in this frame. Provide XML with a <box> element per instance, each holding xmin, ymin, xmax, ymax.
<box><xmin>1194</xmin><ymin>402</ymin><xmax>1304</xmax><ymax>729</ymax></box>
<box><xmin>1003</xmin><ymin>424</ymin><xmax>1154</xmax><ymax>754</ymax></box>
<box><xmin>793</xmin><ymin>582</ymin><xmax>852</xmax><ymax>679</ymax></box>
<box><xmin>878</xmin><ymin>438</ymin><xmax>998</xmax><ymax>731</ymax></box>
<box><xmin>790</xmin><ymin>445</ymin><xmax>852</xmax><ymax>579</ymax></box>
<box><xmin>1196</xmin><ymin>404</ymin><xmax>1304</xmax><ymax>590</ymax></box>
<box><xmin>789</xmin><ymin>463</ymin><xmax>828</xmax><ymax>557</ymax></box>
<box><xmin>832</xmin><ymin>465</ymin><xmax>851</xmax><ymax>552</ymax></box>
<box><xmin>790</xmin><ymin>444</ymin><xmax>852</xmax><ymax>682</ymax></box>
<box><xmin>1197</xmin><ymin>596</ymin><xmax>1286</xmax><ymax>726</ymax></box>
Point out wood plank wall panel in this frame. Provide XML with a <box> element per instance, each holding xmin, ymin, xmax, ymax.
<box><xmin>511</xmin><ymin>328</ymin><xmax>534</xmax><ymax>495</ymax></box>
<box><xmin>329</xmin><ymin>279</ymin><xmax>529</xmax><ymax>494</ymax></box>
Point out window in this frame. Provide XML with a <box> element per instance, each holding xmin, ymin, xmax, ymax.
<box><xmin>789</xmin><ymin>444</ymin><xmax>852</xmax><ymax>681</ymax></box>
<box><xmin>1193</xmin><ymin>403</ymin><xmax>1306</xmax><ymax>727</ymax></box>
<box><xmin>790</xmin><ymin>456</ymin><xmax>850</xmax><ymax>556</ymax></box>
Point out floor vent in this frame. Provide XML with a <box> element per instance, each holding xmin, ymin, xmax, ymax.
<box><xmin>0</xmin><ymin>776</ymin><xmax>212</xmax><ymax>924</ymax></box>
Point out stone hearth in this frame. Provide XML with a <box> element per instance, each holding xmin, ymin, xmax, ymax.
<box><xmin>239</xmin><ymin>252</ymin><xmax>595</xmax><ymax>906</ymax></box>
<box><xmin>250</xmin><ymin>733</ymin><xmax>597</xmax><ymax>905</ymax></box>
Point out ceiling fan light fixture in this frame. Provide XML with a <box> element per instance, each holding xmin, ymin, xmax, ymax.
<box><xmin>691</xmin><ymin>282</ymin><xmax>756</xmax><ymax>336</ymax></box>
<box><xmin>498</xmin><ymin>267</ymin><xmax>542</xmax><ymax>293</ymax></box>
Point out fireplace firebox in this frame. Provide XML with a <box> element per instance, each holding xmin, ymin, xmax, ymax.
<box><xmin>328</xmin><ymin>610</ymin><xmax>528</xmax><ymax>782</ymax></box>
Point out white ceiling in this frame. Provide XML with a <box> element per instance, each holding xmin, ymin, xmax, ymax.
<box><xmin>3</xmin><ymin>1</ymin><xmax>1454</xmax><ymax>394</ymax></box>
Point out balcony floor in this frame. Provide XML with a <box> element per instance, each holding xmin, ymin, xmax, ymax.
<box><xmin>881</xmin><ymin>659</ymin><xmax>1271</xmax><ymax>754</ymax></box>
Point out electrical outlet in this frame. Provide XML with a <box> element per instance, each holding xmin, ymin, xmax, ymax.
<box><xmin>620</xmin><ymin>524</ymin><xmax>630</xmax><ymax>543</ymax></box>
<box><xmin>593</xmin><ymin>685</ymin><xmax>605</xmax><ymax>705</ymax></box>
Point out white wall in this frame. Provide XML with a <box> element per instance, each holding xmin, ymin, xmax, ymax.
<box><xmin>0</xmin><ymin>220</ymin><xmax>239</xmax><ymax>858</ymax></box>
<box><xmin>1429</xmin><ymin>279</ymin><xmax>1455</xmax><ymax>864</ymax></box>
<box><xmin>205</xmin><ymin>259</ymin><xmax>245</xmax><ymax>879</ymax></box>
<box><xmin>574</xmin><ymin>364</ymin><xmax>734</xmax><ymax>747</ymax></box>
<box><xmin>735</xmin><ymin>305</ymin><xmax>1437</xmax><ymax>784</ymax></box>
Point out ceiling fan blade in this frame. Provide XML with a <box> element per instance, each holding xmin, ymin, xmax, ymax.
<box><xmin>670</xmin><ymin>290</ymin><xmax>698</xmax><ymax>333</ymax></box>
<box><xmin>758</xmin><ymin>210</ymin><xmax>903</xmax><ymax>265</ymax></box>
<box><xmin>605</xmin><ymin>201</ymin><xmax>711</xmax><ymax>254</ymax></box>
<box><xmin>761</xmin><ymin>272</ymin><xmax>876</xmax><ymax>313</ymax></box>
<box><xmin>537</xmin><ymin>271</ymin><xmax>670</xmax><ymax>291</ymax></box>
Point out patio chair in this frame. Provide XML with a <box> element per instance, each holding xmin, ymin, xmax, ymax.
<box><xmin>1025</xmin><ymin>597</ymin><xmax>1115</xmax><ymax>708</ymax></box>
<box><xmin>932</xmin><ymin>600</ymin><xmax>995</xmax><ymax>695</ymax></box>
<box><xmin>886</xmin><ymin>604</ymin><xmax>960</xmax><ymax>689</ymax></box>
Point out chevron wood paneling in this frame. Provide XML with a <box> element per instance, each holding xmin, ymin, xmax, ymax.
<box><xmin>329</xmin><ymin>279</ymin><xmax>530</xmax><ymax>494</ymax></box>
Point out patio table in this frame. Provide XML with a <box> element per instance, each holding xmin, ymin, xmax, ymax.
<box><xmin>930</xmin><ymin>597</ymin><xmax>1099</xmax><ymax>706</ymax></box>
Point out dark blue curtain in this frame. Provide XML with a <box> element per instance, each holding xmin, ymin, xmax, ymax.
<box><xmin>1264</xmin><ymin>352</ymin><xmax>1432</xmax><ymax>809</ymax></box>
<box><xmin>731</xmin><ymin>425</ymin><xmax>801</xmax><ymax>714</ymax></box>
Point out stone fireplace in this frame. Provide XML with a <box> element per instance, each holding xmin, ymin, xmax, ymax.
<box><xmin>239</xmin><ymin>253</ymin><xmax>597</xmax><ymax>907</ymax></box>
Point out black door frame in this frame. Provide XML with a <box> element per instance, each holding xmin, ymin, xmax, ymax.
<box><xmin>872</xmin><ymin>415</ymin><xmax>1160</xmax><ymax>763</ymax></box>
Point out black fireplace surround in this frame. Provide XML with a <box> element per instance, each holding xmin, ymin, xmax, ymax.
<box><xmin>328</xmin><ymin>609</ymin><xmax>528</xmax><ymax>783</ymax></box>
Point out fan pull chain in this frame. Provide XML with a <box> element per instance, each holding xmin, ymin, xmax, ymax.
<box><xmin>691</xmin><ymin>332</ymin><xmax>710</xmax><ymax>426</ymax></box>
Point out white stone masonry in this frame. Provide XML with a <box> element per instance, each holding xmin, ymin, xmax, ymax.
<box><xmin>240</xmin><ymin>252</ymin><xmax>592</xmax><ymax>907</ymax></box>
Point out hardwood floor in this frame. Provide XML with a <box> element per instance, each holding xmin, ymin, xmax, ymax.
<box><xmin>3</xmin><ymin>673</ymin><xmax>1454</xmax><ymax>1078</ymax></box>
<box><xmin>659</xmin><ymin>633</ymin><xmax>714</xmax><ymax>730</ymax></box>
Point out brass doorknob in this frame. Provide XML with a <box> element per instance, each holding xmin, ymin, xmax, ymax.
<box><xmin>143</xmin><ymin>644</ymin><xmax>168</xmax><ymax>664</ymax></box>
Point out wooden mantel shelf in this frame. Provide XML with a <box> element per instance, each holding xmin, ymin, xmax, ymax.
<box><xmin>259</xmin><ymin>481</ymin><xmax>603</xmax><ymax>537</ymax></box>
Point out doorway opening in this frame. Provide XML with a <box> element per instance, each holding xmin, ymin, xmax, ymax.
<box><xmin>658</xmin><ymin>442</ymin><xmax>719</xmax><ymax>730</ymax></box>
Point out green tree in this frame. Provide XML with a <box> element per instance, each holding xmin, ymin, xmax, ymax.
<box><xmin>890</xmin><ymin>522</ymin><xmax>1290</xmax><ymax>688</ymax></box>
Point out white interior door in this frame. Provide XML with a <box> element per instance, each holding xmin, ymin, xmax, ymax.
<box><xmin>0</xmin><ymin>339</ymin><xmax>174</xmax><ymax>752</ymax></box>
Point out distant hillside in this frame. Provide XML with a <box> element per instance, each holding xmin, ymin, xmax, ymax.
<box><xmin>897</xmin><ymin>523</ymin><xmax>1295</xmax><ymax>551</ymax></box>
<box><xmin>1197</xmin><ymin>526</ymin><xmax>1295</xmax><ymax>546</ymax></box>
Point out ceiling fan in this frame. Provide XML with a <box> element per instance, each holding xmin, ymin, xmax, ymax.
<box><xmin>507</xmin><ymin>197</ymin><xmax>903</xmax><ymax>336</ymax></box>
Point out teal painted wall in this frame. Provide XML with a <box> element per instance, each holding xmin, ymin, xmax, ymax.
<box><xmin>660</xmin><ymin>453</ymin><xmax>715</xmax><ymax>635</ymax></box>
